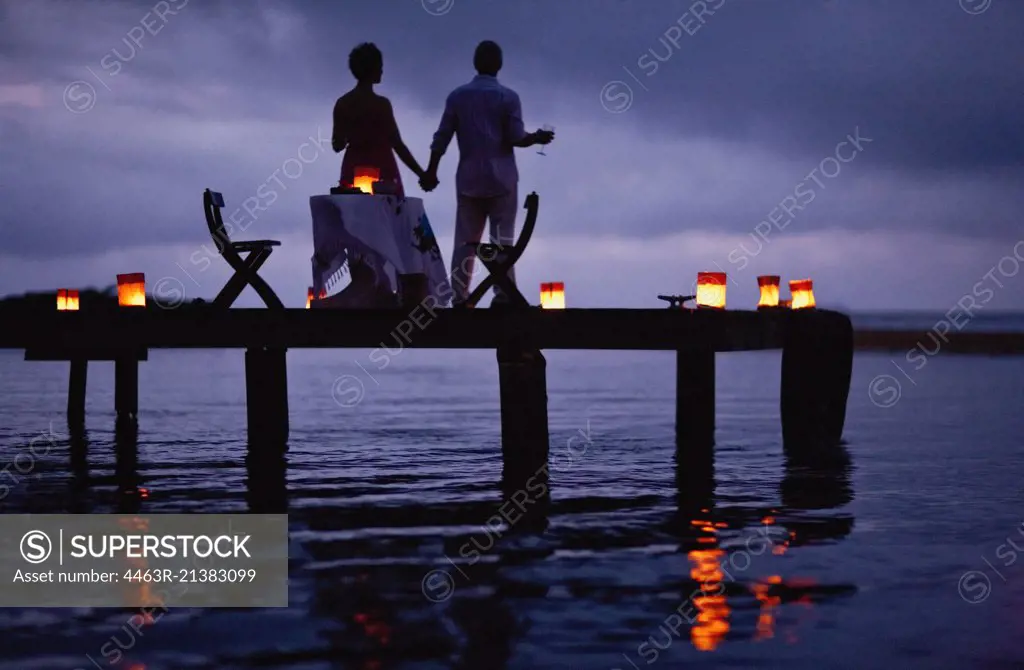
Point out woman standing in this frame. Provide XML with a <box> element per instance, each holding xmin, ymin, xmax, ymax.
<box><xmin>331</xmin><ymin>43</ymin><xmax>435</xmax><ymax>197</ymax></box>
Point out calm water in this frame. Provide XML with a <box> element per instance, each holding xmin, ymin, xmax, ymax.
<box><xmin>1</xmin><ymin>314</ymin><xmax>1023</xmax><ymax>669</ymax></box>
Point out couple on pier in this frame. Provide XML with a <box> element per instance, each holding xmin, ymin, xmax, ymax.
<box><xmin>331</xmin><ymin>40</ymin><xmax>554</xmax><ymax>306</ymax></box>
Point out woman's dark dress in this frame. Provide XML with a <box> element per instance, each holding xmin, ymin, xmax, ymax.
<box><xmin>332</xmin><ymin>91</ymin><xmax>405</xmax><ymax>198</ymax></box>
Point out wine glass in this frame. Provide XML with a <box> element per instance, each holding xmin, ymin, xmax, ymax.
<box><xmin>537</xmin><ymin>124</ymin><xmax>554</xmax><ymax>156</ymax></box>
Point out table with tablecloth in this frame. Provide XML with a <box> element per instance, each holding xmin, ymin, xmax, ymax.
<box><xmin>309</xmin><ymin>194</ymin><xmax>451</xmax><ymax>306</ymax></box>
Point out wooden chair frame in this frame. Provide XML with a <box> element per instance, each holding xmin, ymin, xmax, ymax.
<box><xmin>462</xmin><ymin>191</ymin><xmax>540</xmax><ymax>308</ymax></box>
<box><xmin>202</xmin><ymin>189</ymin><xmax>284</xmax><ymax>309</ymax></box>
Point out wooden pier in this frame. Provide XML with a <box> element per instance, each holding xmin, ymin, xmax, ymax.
<box><xmin>0</xmin><ymin>306</ymin><xmax>858</xmax><ymax>471</ymax></box>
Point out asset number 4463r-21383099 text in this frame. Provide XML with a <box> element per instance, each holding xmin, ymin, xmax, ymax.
<box><xmin>124</xmin><ymin>568</ymin><xmax>257</xmax><ymax>583</ymax></box>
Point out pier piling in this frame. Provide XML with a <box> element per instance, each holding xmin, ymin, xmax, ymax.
<box><xmin>676</xmin><ymin>349</ymin><xmax>716</xmax><ymax>455</ymax></box>
<box><xmin>497</xmin><ymin>345</ymin><xmax>550</xmax><ymax>471</ymax></box>
<box><xmin>114</xmin><ymin>356</ymin><xmax>139</xmax><ymax>426</ymax></box>
<box><xmin>781</xmin><ymin>311</ymin><xmax>854</xmax><ymax>449</ymax></box>
<box><xmin>497</xmin><ymin>344</ymin><xmax>550</xmax><ymax>530</ymax></box>
<box><xmin>67</xmin><ymin>359</ymin><xmax>87</xmax><ymax>426</ymax></box>
<box><xmin>245</xmin><ymin>347</ymin><xmax>290</xmax><ymax>448</ymax></box>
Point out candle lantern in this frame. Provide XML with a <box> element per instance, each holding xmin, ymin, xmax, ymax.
<box><xmin>540</xmin><ymin>282</ymin><xmax>565</xmax><ymax>309</ymax></box>
<box><xmin>757</xmin><ymin>275</ymin><xmax>780</xmax><ymax>309</ymax></box>
<box><xmin>789</xmin><ymin>279</ymin><xmax>815</xmax><ymax>309</ymax></box>
<box><xmin>306</xmin><ymin>287</ymin><xmax>314</xmax><ymax>309</ymax></box>
<box><xmin>57</xmin><ymin>289</ymin><xmax>68</xmax><ymax>311</ymax></box>
<box><xmin>66</xmin><ymin>290</ymin><xmax>80</xmax><ymax>311</ymax></box>
<box><xmin>117</xmin><ymin>273</ymin><xmax>146</xmax><ymax>307</ymax></box>
<box><xmin>696</xmin><ymin>272</ymin><xmax>727</xmax><ymax>309</ymax></box>
<box><xmin>352</xmin><ymin>166</ymin><xmax>380</xmax><ymax>194</ymax></box>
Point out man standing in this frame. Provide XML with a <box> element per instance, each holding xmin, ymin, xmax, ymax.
<box><xmin>423</xmin><ymin>40</ymin><xmax>554</xmax><ymax>306</ymax></box>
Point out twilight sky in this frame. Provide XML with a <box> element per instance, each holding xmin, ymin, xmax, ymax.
<box><xmin>1</xmin><ymin>0</ymin><xmax>1022</xmax><ymax>310</ymax></box>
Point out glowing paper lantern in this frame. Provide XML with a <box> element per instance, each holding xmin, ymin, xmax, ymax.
<box><xmin>57</xmin><ymin>289</ymin><xmax>68</xmax><ymax>311</ymax></box>
<box><xmin>352</xmin><ymin>166</ymin><xmax>380</xmax><ymax>194</ymax></box>
<box><xmin>66</xmin><ymin>290</ymin><xmax>80</xmax><ymax>311</ymax></box>
<box><xmin>696</xmin><ymin>272</ymin><xmax>727</xmax><ymax>309</ymax></box>
<box><xmin>117</xmin><ymin>273</ymin><xmax>146</xmax><ymax>307</ymax></box>
<box><xmin>540</xmin><ymin>282</ymin><xmax>565</xmax><ymax>309</ymax></box>
<box><xmin>757</xmin><ymin>275</ymin><xmax>780</xmax><ymax>309</ymax></box>
<box><xmin>789</xmin><ymin>279</ymin><xmax>815</xmax><ymax>309</ymax></box>
<box><xmin>306</xmin><ymin>287</ymin><xmax>314</xmax><ymax>309</ymax></box>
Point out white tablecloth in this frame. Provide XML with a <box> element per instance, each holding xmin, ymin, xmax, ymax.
<box><xmin>310</xmin><ymin>194</ymin><xmax>451</xmax><ymax>306</ymax></box>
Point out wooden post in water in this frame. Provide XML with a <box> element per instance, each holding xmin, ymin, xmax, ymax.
<box><xmin>781</xmin><ymin>310</ymin><xmax>854</xmax><ymax>450</ymax></box>
<box><xmin>245</xmin><ymin>347</ymin><xmax>290</xmax><ymax>448</ymax></box>
<box><xmin>67</xmin><ymin>359</ymin><xmax>87</xmax><ymax>426</ymax></box>
<box><xmin>114</xmin><ymin>356</ymin><xmax>139</xmax><ymax>426</ymax></box>
<box><xmin>497</xmin><ymin>344</ymin><xmax>550</xmax><ymax>488</ymax></box>
<box><xmin>676</xmin><ymin>349</ymin><xmax>715</xmax><ymax>456</ymax></box>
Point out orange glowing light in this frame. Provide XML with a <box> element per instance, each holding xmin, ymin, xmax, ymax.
<box><xmin>789</xmin><ymin>279</ymin><xmax>815</xmax><ymax>309</ymax></box>
<box><xmin>540</xmin><ymin>282</ymin><xmax>565</xmax><ymax>309</ymax></box>
<box><xmin>757</xmin><ymin>275</ymin><xmax>780</xmax><ymax>308</ymax></box>
<box><xmin>117</xmin><ymin>273</ymin><xmax>146</xmax><ymax>307</ymax></box>
<box><xmin>779</xmin><ymin>299</ymin><xmax>791</xmax><ymax>308</ymax></box>
<box><xmin>306</xmin><ymin>287</ymin><xmax>314</xmax><ymax>308</ymax></box>
<box><xmin>57</xmin><ymin>289</ymin><xmax>67</xmax><ymax>310</ymax></box>
<box><xmin>688</xmin><ymin>547</ymin><xmax>730</xmax><ymax>651</ymax></box>
<box><xmin>696</xmin><ymin>272</ymin><xmax>726</xmax><ymax>309</ymax></box>
<box><xmin>66</xmin><ymin>290</ymin><xmax>79</xmax><ymax>311</ymax></box>
<box><xmin>752</xmin><ymin>581</ymin><xmax>781</xmax><ymax>641</ymax></box>
<box><xmin>352</xmin><ymin>166</ymin><xmax>380</xmax><ymax>194</ymax></box>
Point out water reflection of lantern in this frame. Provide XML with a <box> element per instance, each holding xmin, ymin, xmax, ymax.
<box><xmin>789</xmin><ymin>279</ymin><xmax>815</xmax><ymax>309</ymax></box>
<box><xmin>540</xmin><ymin>282</ymin><xmax>565</xmax><ymax>309</ymax></box>
<box><xmin>688</xmin><ymin>518</ymin><xmax>730</xmax><ymax>652</ymax></box>
<box><xmin>757</xmin><ymin>275</ymin><xmax>780</xmax><ymax>309</ymax></box>
<box><xmin>696</xmin><ymin>272</ymin><xmax>726</xmax><ymax>309</ymax></box>
<box><xmin>119</xmin><ymin>516</ymin><xmax>162</xmax><ymax>611</ymax></box>
<box><xmin>66</xmin><ymin>290</ymin><xmax>80</xmax><ymax>311</ymax></box>
<box><xmin>352</xmin><ymin>166</ymin><xmax>380</xmax><ymax>194</ymax></box>
<box><xmin>117</xmin><ymin>273</ymin><xmax>146</xmax><ymax>307</ymax></box>
<box><xmin>752</xmin><ymin>577</ymin><xmax>781</xmax><ymax>641</ymax></box>
<box><xmin>689</xmin><ymin>547</ymin><xmax>730</xmax><ymax>651</ymax></box>
<box><xmin>57</xmin><ymin>289</ymin><xmax>68</xmax><ymax>311</ymax></box>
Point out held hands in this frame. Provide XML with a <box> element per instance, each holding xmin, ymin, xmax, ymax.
<box><xmin>419</xmin><ymin>170</ymin><xmax>440</xmax><ymax>192</ymax></box>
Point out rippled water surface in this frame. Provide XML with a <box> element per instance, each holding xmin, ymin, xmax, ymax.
<box><xmin>1</xmin><ymin>335</ymin><xmax>1023</xmax><ymax>669</ymax></box>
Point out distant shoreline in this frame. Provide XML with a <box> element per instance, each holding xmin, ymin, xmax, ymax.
<box><xmin>853</xmin><ymin>330</ymin><xmax>1024</xmax><ymax>354</ymax></box>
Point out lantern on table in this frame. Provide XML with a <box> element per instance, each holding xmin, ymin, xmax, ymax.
<box><xmin>757</xmin><ymin>275</ymin><xmax>780</xmax><ymax>309</ymax></box>
<box><xmin>57</xmin><ymin>289</ymin><xmax>68</xmax><ymax>311</ymax></box>
<box><xmin>351</xmin><ymin>166</ymin><xmax>380</xmax><ymax>194</ymax></box>
<box><xmin>696</xmin><ymin>272</ymin><xmax>727</xmax><ymax>309</ymax></box>
<box><xmin>306</xmin><ymin>287</ymin><xmax>314</xmax><ymax>309</ymax></box>
<box><xmin>789</xmin><ymin>279</ymin><xmax>815</xmax><ymax>309</ymax></box>
<box><xmin>540</xmin><ymin>282</ymin><xmax>565</xmax><ymax>309</ymax></box>
<box><xmin>117</xmin><ymin>273</ymin><xmax>146</xmax><ymax>307</ymax></box>
<box><xmin>66</xmin><ymin>289</ymin><xmax>80</xmax><ymax>311</ymax></box>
